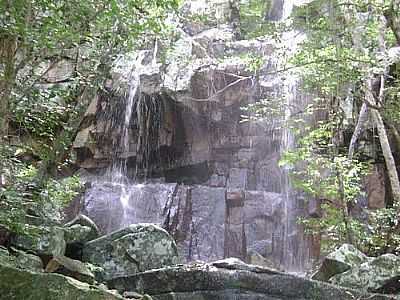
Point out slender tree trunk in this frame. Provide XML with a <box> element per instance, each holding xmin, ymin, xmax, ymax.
<box><xmin>384</xmin><ymin>0</ymin><xmax>400</xmax><ymax>45</ymax></box>
<box><xmin>348</xmin><ymin>102</ymin><xmax>369</xmax><ymax>160</ymax></box>
<box><xmin>0</xmin><ymin>35</ymin><xmax>17</xmax><ymax>187</ymax></box>
<box><xmin>338</xmin><ymin>172</ymin><xmax>354</xmax><ymax>244</ymax></box>
<box><xmin>371</xmin><ymin>109</ymin><xmax>400</xmax><ymax>203</ymax></box>
<box><xmin>363</xmin><ymin>74</ymin><xmax>400</xmax><ymax>203</ymax></box>
<box><xmin>387</xmin><ymin>123</ymin><xmax>400</xmax><ymax>153</ymax></box>
<box><xmin>345</xmin><ymin>3</ymin><xmax>400</xmax><ymax>204</ymax></box>
<box><xmin>0</xmin><ymin>35</ymin><xmax>17</xmax><ymax>141</ymax></box>
<box><xmin>229</xmin><ymin>0</ymin><xmax>241</xmax><ymax>40</ymax></box>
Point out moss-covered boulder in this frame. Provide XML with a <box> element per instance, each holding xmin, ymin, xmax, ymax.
<box><xmin>0</xmin><ymin>263</ymin><xmax>125</xmax><ymax>300</ymax></box>
<box><xmin>64</xmin><ymin>224</ymin><xmax>94</xmax><ymax>244</ymax></box>
<box><xmin>82</xmin><ymin>223</ymin><xmax>179</xmax><ymax>281</ymax></box>
<box><xmin>10</xmin><ymin>226</ymin><xmax>66</xmax><ymax>256</ymax></box>
<box><xmin>64</xmin><ymin>214</ymin><xmax>100</xmax><ymax>244</ymax></box>
<box><xmin>331</xmin><ymin>253</ymin><xmax>400</xmax><ymax>294</ymax></box>
<box><xmin>0</xmin><ymin>246</ymin><xmax>43</xmax><ymax>272</ymax></box>
<box><xmin>311</xmin><ymin>244</ymin><xmax>369</xmax><ymax>281</ymax></box>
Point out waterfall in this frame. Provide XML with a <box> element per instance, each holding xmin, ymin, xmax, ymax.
<box><xmin>274</xmin><ymin>0</ymin><xmax>311</xmax><ymax>272</ymax></box>
<box><xmin>77</xmin><ymin>0</ymin><xmax>317</xmax><ymax>272</ymax></box>
<box><xmin>84</xmin><ymin>50</ymin><xmax>166</xmax><ymax>232</ymax></box>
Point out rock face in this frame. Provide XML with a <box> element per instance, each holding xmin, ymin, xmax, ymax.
<box><xmin>45</xmin><ymin>255</ymin><xmax>96</xmax><ymax>284</ymax></box>
<box><xmin>81</xmin><ymin>182</ymin><xmax>300</xmax><ymax>269</ymax></box>
<box><xmin>82</xmin><ymin>224</ymin><xmax>179</xmax><ymax>281</ymax></box>
<box><xmin>70</xmin><ymin>0</ymin><xmax>322</xmax><ymax>271</ymax></box>
<box><xmin>311</xmin><ymin>244</ymin><xmax>400</xmax><ymax>295</ymax></box>
<box><xmin>10</xmin><ymin>226</ymin><xmax>66</xmax><ymax>257</ymax></box>
<box><xmin>331</xmin><ymin>254</ymin><xmax>400</xmax><ymax>294</ymax></box>
<box><xmin>82</xmin><ymin>183</ymin><xmax>178</xmax><ymax>234</ymax></box>
<box><xmin>69</xmin><ymin>0</ymin><xmax>320</xmax><ymax>272</ymax></box>
<box><xmin>64</xmin><ymin>214</ymin><xmax>100</xmax><ymax>244</ymax></box>
<box><xmin>311</xmin><ymin>244</ymin><xmax>368</xmax><ymax>281</ymax></box>
<box><xmin>0</xmin><ymin>246</ymin><xmax>43</xmax><ymax>272</ymax></box>
<box><xmin>108</xmin><ymin>258</ymin><xmax>395</xmax><ymax>300</ymax></box>
<box><xmin>0</xmin><ymin>263</ymin><xmax>125</xmax><ymax>300</ymax></box>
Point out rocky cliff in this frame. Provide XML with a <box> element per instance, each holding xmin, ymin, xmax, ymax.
<box><xmin>70</xmin><ymin>0</ymin><xmax>320</xmax><ymax>272</ymax></box>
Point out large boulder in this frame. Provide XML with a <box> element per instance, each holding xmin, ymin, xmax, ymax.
<box><xmin>108</xmin><ymin>258</ymin><xmax>394</xmax><ymax>300</ymax></box>
<box><xmin>0</xmin><ymin>263</ymin><xmax>125</xmax><ymax>300</ymax></box>
<box><xmin>64</xmin><ymin>214</ymin><xmax>100</xmax><ymax>244</ymax></box>
<box><xmin>64</xmin><ymin>224</ymin><xmax>95</xmax><ymax>245</ymax></box>
<box><xmin>0</xmin><ymin>246</ymin><xmax>43</xmax><ymax>272</ymax></box>
<box><xmin>10</xmin><ymin>226</ymin><xmax>66</xmax><ymax>257</ymax></box>
<box><xmin>311</xmin><ymin>244</ymin><xmax>369</xmax><ymax>281</ymax></box>
<box><xmin>82</xmin><ymin>224</ymin><xmax>179</xmax><ymax>281</ymax></box>
<box><xmin>331</xmin><ymin>253</ymin><xmax>400</xmax><ymax>294</ymax></box>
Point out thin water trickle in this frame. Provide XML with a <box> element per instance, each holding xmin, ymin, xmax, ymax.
<box><xmin>275</xmin><ymin>0</ymin><xmax>310</xmax><ymax>272</ymax></box>
<box><xmin>89</xmin><ymin>51</ymin><xmax>156</xmax><ymax>231</ymax></box>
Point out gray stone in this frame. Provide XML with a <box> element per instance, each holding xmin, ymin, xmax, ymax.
<box><xmin>247</xmin><ymin>251</ymin><xmax>281</xmax><ymax>271</ymax></box>
<box><xmin>83</xmin><ymin>183</ymin><xmax>177</xmax><ymax>234</ymax></box>
<box><xmin>123</xmin><ymin>291</ymin><xmax>152</xmax><ymax>299</ymax></box>
<box><xmin>331</xmin><ymin>253</ymin><xmax>400</xmax><ymax>294</ymax></box>
<box><xmin>209</xmin><ymin>174</ymin><xmax>226</xmax><ymax>187</ymax></box>
<box><xmin>0</xmin><ymin>263</ymin><xmax>125</xmax><ymax>300</ymax></box>
<box><xmin>0</xmin><ymin>246</ymin><xmax>42</xmax><ymax>272</ymax></box>
<box><xmin>82</xmin><ymin>223</ymin><xmax>179</xmax><ymax>281</ymax></box>
<box><xmin>45</xmin><ymin>255</ymin><xmax>96</xmax><ymax>284</ymax></box>
<box><xmin>64</xmin><ymin>224</ymin><xmax>94</xmax><ymax>245</ymax></box>
<box><xmin>108</xmin><ymin>258</ymin><xmax>394</xmax><ymax>300</ymax></box>
<box><xmin>11</xmin><ymin>226</ymin><xmax>66</xmax><ymax>257</ymax></box>
<box><xmin>187</xmin><ymin>186</ymin><xmax>226</xmax><ymax>261</ymax></box>
<box><xmin>227</xmin><ymin>168</ymin><xmax>248</xmax><ymax>189</ymax></box>
<box><xmin>10</xmin><ymin>247</ymin><xmax>44</xmax><ymax>271</ymax></box>
<box><xmin>64</xmin><ymin>214</ymin><xmax>100</xmax><ymax>244</ymax></box>
<box><xmin>311</xmin><ymin>244</ymin><xmax>369</xmax><ymax>282</ymax></box>
<box><xmin>43</xmin><ymin>59</ymin><xmax>75</xmax><ymax>83</ymax></box>
<box><xmin>225</xmin><ymin>190</ymin><xmax>246</xmax><ymax>260</ymax></box>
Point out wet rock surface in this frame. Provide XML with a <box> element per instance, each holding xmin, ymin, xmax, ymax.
<box><xmin>71</xmin><ymin>0</ymin><xmax>317</xmax><ymax>272</ymax></box>
<box><xmin>67</xmin><ymin>0</ymin><xmax>325</xmax><ymax>272</ymax></box>
<box><xmin>108</xmin><ymin>258</ymin><xmax>396</xmax><ymax>300</ymax></box>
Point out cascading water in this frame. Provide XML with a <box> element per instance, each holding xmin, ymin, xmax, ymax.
<box><xmin>76</xmin><ymin>0</ymin><xmax>318</xmax><ymax>272</ymax></box>
<box><xmin>267</xmin><ymin>0</ymin><xmax>313</xmax><ymax>272</ymax></box>
<box><xmin>83</xmin><ymin>50</ymin><xmax>169</xmax><ymax>233</ymax></box>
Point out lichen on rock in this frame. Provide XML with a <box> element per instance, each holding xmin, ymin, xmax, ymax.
<box><xmin>82</xmin><ymin>223</ymin><xmax>179</xmax><ymax>281</ymax></box>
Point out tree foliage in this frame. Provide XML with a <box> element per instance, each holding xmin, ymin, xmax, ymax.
<box><xmin>0</xmin><ymin>0</ymin><xmax>178</xmax><ymax>237</ymax></box>
<box><xmin>242</xmin><ymin>0</ymin><xmax>400</xmax><ymax>255</ymax></box>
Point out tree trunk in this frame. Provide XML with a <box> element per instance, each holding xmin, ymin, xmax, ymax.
<box><xmin>0</xmin><ymin>35</ymin><xmax>17</xmax><ymax>141</ymax></box>
<box><xmin>384</xmin><ymin>0</ymin><xmax>400</xmax><ymax>45</ymax></box>
<box><xmin>387</xmin><ymin>123</ymin><xmax>400</xmax><ymax>153</ymax></box>
<box><xmin>348</xmin><ymin>103</ymin><xmax>369</xmax><ymax>160</ymax></box>
<box><xmin>371</xmin><ymin>109</ymin><xmax>400</xmax><ymax>203</ymax></box>
<box><xmin>0</xmin><ymin>35</ymin><xmax>17</xmax><ymax>188</ymax></box>
<box><xmin>229</xmin><ymin>0</ymin><xmax>241</xmax><ymax>40</ymax></box>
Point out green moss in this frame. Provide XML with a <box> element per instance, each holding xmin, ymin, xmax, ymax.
<box><xmin>0</xmin><ymin>264</ymin><xmax>124</xmax><ymax>300</ymax></box>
